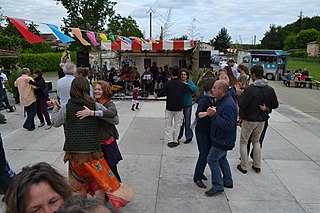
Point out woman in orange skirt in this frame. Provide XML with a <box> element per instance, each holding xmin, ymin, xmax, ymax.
<box><xmin>51</xmin><ymin>77</ymin><xmax>132</xmax><ymax>210</ymax></box>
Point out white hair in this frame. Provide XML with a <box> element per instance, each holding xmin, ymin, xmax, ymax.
<box><xmin>63</xmin><ymin>62</ymin><xmax>76</xmax><ymax>75</ymax></box>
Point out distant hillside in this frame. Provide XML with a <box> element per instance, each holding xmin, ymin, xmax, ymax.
<box><xmin>283</xmin><ymin>16</ymin><xmax>320</xmax><ymax>33</ymax></box>
<box><xmin>261</xmin><ymin>15</ymin><xmax>320</xmax><ymax>50</ymax></box>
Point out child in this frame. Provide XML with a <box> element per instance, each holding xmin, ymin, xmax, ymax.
<box><xmin>131</xmin><ymin>87</ymin><xmax>140</xmax><ymax>111</ymax></box>
<box><xmin>285</xmin><ymin>70</ymin><xmax>293</xmax><ymax>87</ymax></box>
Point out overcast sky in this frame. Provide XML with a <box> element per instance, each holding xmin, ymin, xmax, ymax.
<box><xmin>1</xmin><ymin>0</ymin><xmax>319</xmax><ymax>44</ymax></box>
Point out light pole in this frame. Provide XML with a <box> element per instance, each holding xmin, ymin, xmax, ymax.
<box><xmin>146</xmin><ymin>7</ymin><xmax>155</xmax><ymax>38</ymax></box>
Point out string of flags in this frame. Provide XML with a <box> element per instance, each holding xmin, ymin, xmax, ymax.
<box><xmin>4</xmin><ymin>16</ymin><xmax>161</xmax><ymax>47</ymax></box>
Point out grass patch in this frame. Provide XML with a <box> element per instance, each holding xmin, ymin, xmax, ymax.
<box><xmin>287</xmin><ymin>57</ymin><xmax>320</xmax><ymax>81</ymax></box>
<box><xmin>43</xmin><ymin>71</ymin><xmax>59</xmax><ymax>77</ymax></box>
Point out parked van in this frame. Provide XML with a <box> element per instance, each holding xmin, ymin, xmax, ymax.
<box><xmin>239</xmin><ymin>50</ymin><xmax>289</xmax><ymax>80</ymax></box>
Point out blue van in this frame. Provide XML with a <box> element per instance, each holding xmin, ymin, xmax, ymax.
<box><xmin>241</xmin><ymin>50</ymin><xmax>289</xmax><ymax>80</ymax></box>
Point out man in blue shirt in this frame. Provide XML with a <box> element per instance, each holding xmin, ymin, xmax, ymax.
<box><xmin>206</xmin><ymin>80</ymin><xmax>237</xmax><ymax>196</ymax></box>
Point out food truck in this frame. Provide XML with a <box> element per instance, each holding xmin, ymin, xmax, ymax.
<box><xmin>239</xmin><ymin>50</ymin><xmax>289</xmax><ymax>80</ymax></box>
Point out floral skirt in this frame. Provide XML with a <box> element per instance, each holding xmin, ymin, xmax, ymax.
<box><xmin>68</xmin><ymin>157</ymin><xmax>133</xmax><ymax>210</ymax></box>
<box><xmin>68</xmin><ymin>157</ymin><xmax>120</xmax><ymax>194</ymax></box>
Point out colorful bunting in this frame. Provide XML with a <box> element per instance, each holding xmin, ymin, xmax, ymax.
<box><xmin>71</xmin><ymin>28</ymin><xmax>91</xmax><ymax>46</ymax></box>
<box><xmin>6</xmin><ymin>17</ymin><xmax>45</xmax><ymax>44</ymax></box>
<box><xmin>122</xmin><ymin>36</ymin><xmax>132</xmax><ymax>45</ymax></box>
<box><xmin>46</xmin><ymin>24</ymin><xmax>75</xmax><ymax>44</ymax></box>
<box><xmin>151</xmin><ymin>39</ymin><xmax>160</xmax><ymax>45</ymax></box>
<box><xmin>108</xmin><ymin>34</ymin><xmax>115</xmax><ymax>42</ymax></box>
<box><xmin>99</xmin><ymin>33</ymin><xmax>109</xmax><ymax>42</ymax></box>
<box><xmin>117</xmin><ymin>36</ymin><xmax>128</xmax><ymax>44</ymax></box>
<box><xmin>86</xmin><ymin>31</ymin><xmax>99</xmax><ymax>46</ymax></box>
<box><xmin>5</xmin><ymin>16</ymin><xmax>193</xmax><ymax>51</ymax></box>
<box><xmin>138</xmin><ymin>38</ymin><xmax>146</xmax><ymax>43</ymax></box>
<box><xmin>129</xmin><ymin>36</ymin><xmax>141</xmax><ymax>44</ymax></box>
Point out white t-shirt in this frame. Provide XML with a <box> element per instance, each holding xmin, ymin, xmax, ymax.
<box><xmin>0</xmin><ymin>73</ymin><xmax>8</xmax><ymax>89</ymax></box>
<box><xmin>231</xmin><ymin>63</ymin><xmax>240</xmax><ymax>79</ymax></box>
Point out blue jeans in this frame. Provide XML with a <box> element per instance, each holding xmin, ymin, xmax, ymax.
<box><xmin>193</xmin><ymin>131</ymin><xmax>212</xmax><ymax>181</ymax></box>
<box><xmin>23</xmin><ymin>102</ymin><xmax>37</xmax><ymax>130</ymax></box>
<box><xmin>207</xmin><ymin>146</ymin><xmax>233</xmax><ymax>190</ymax></box>
<box><xmin>0</xmin><ymin>88</ymin><xmax>10</xmax><ymax>110</ymax></box>
<box><xmin>178</xmin><ymin>106</ymin><xmax>193</xmax><ymax>140</ymax></box>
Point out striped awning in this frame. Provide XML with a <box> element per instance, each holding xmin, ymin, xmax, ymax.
<box><xmin>101</xmin><ymin>40</ymin><xmax>195</xmax><ymax>51</ymax></box>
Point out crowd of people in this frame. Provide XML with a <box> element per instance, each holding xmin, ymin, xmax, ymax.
<box><xmin>0</xmin><ymin>56</ymin><xmax>280</xmax><ymax>212</ymax></box>
<box><xmin>1</xmin><ymin>61</ymin><xmax>134</xmax><ymax>212</ymax></box>
<box><xmin>154</xmin><ymin>61</ymin><xmax>278</xmax><ymax>196</ymax></box>
<box><xmin>284</xmin><ymin>68</ymin><xmax>310</xmax><ymax>87</ymax></box>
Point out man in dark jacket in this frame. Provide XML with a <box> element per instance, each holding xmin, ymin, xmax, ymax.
<box><xmin>154</xmin><ymin>66</ymin><xmax>192</xmax><ymax>148</ymax></box>
<box><xmin>205</xmin><ymin>80</ymin><xmax>237</xmax><ymax>196</ymax></box>
<box><xmin>0</xmin><ymin>133</ymin><xmax>12</xmax><ymax>199</ymax></box>
<box><xmin>237</xmin><ymin>65</ymin><xmax>279</xmax><ymax>174</ymax></box>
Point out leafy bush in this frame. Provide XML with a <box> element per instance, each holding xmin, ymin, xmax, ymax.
<box><xmin>6</xmin><ymin>69</ymin><xmax>21</xmax><ymax>103</ymax></box>
<box><xmin>0</xmin><ymin>57</ymin><xmax>18</xmax><ymax>69</ymax></box>
<box><xmin>290</xmin><ymin>50</ymin><xmax>308</xmax><ymax>57</ymax></box>
<box><xmin>19</xmin><ymin>52</ymin><xmax>77</xmax><ymax>72</ymax></box>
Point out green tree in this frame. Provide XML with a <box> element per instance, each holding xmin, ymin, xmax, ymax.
<box><xmin>261</xmin><ymin>24</ymin><xmax>284</xmax><ymax>49</ymax></box>
<box><xmin>0</xmin><ymin>18</ymin><xmax>51</xmax><ymax>53</ymax></box>
<box><xmin>56</xmin><ymin>0</ymin><xmax>116</xmax><ymax>32</ymax></box>
<box><xmin>171</xmin><ymin>35</ymin><xmax>188</xmax><ymax>40</ymax></box>
<box><xmin>56</xmin><ymin>0</ymin><xmax>117</xmax><ymax>51</ymax></box>
<box><xmin>283</xmin><ymin>34</ymin><xmax>297</xmax><ymax>50</ymax></box>
<box><xmin>106</xmin><ymin>14</ymin><xmax>143</xmax><ymax>37</ymax></box>
<box><xmin>295</xmin><ymin>28</ymin><xmax>319</xmax><ymax>48</ymax></box>
<box><xmin>210</xmin><ymin>27</ymin><xmax>231</xmax><ymax>52</ymax></box>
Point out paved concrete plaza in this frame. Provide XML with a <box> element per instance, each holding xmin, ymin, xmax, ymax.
<box><xmin>1</xmin><ymin>95</ymin><xmax>320</xmax><ymax>212</ymax></box>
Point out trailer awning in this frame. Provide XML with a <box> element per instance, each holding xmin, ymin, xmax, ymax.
<box><xmin>101</xmin><ymin>40</ymin><xmax>195</xmax><ymax>52</ymax></box>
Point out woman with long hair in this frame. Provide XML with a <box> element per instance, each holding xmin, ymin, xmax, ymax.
<box><xmin>76</xmin><ymin>80</ymin><xmax>122</xmax><ymax>182</ymax></box>
<box><xmin>29</xmin><ymin>69</ymin><xmax>52</xmax><ymax>129</ymax></box>
<box><xmin>50</xmin><ymin>77</ymin><xmax>132</xmax><ymax>210</ymax></box>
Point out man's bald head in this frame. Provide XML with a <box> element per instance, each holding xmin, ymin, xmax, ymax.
<box><xmin>212</xmin><ymin>80</ymin><xmax>229</xmax><ymax>99</ymax></box>
<box><xmin>216</xmin><ymin>80</ymin><xmax>229</xmax><ymax>93</ymax></box>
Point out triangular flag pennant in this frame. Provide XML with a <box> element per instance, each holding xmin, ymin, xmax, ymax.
<box><xmin>46</xmin><ymin>24</ymin><xmax>75</xmax><ymax>44</ymax></box>
<box><xmin>108</xmin><ymin>34</ymin><xmax>115</xmax><ymax>42</ymax></box>
<box><xmin>122</xmin><ymin>36</ymin><xmax>132</xmax><ymax>45</ymax></box>
<box><xmin>138</xmin><ymin>38</ymin><xmax>146</xmax><ymax>43</ymax></box>
<box><xmin>117</xmin><ymin>36</ymin><xmax>128</xmax><ymax>44</ymax></box>
<box><xmin>129</xmin><ymin>36</ymin><xmax>141</xmax><ymax>44</ymax></box>
<box><xmin>71</xmin><ymin>28</ymin><xmax>91</xmax><ymax>46</ymax></box>
<box><xmin>6</xmin><ymin>17</ymin><xmax>45</xmax><ymax>44</ymax></box>
<box><xmin>99</xmin><ymin>33</ymin><xmax>109</xmax><ymax>42</ymax></box>
<box><xmin>86</xmin><ymin>31</ymin><xmax>99</xmax><ymax>46</ymax></box>
<box><xmin>151</xmin><ymin>39</ymin><xmax>159</xmax><ymax>45</ymax></box>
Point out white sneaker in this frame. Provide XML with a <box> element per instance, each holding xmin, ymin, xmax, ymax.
<box><xmin>45</xmin><ymin>125</ymin><xmax>52</xmax><ymax>130</ymax></box>
<box><xmin>38</xmin><ymin>123</ymin><xmax>45</xmax><ymax>127</ymax></box>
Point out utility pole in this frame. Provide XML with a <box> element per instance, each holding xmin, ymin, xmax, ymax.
<box><xmin>160</xmin><ymin>26</ymin><xmax>163</xmax><ymax>40</ymax></box>
<box><xmin>146</xmin><ymin>7</ymin><xmax>155</xmax><ymax>38</ymax></box>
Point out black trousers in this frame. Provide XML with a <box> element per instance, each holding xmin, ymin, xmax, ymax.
<box><xmin>0</xmin><ymin>134</ymin><xmax>11</xmax><ymax>194</ymax></box>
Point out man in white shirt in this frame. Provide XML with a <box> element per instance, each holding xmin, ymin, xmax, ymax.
<box><xmin>0</xmin><ymin>65</ymin><xmax>11</xmax><ymax>110</ymax></box>
<box><xmin>228</xmin><ymin>59</ymin><xmax>240</xmax><ymax>79</ymax></box>
<box><xmin>57</xmin><ymin>62</ymin><xmax>76</xmax><ymax>105</ymax></box>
